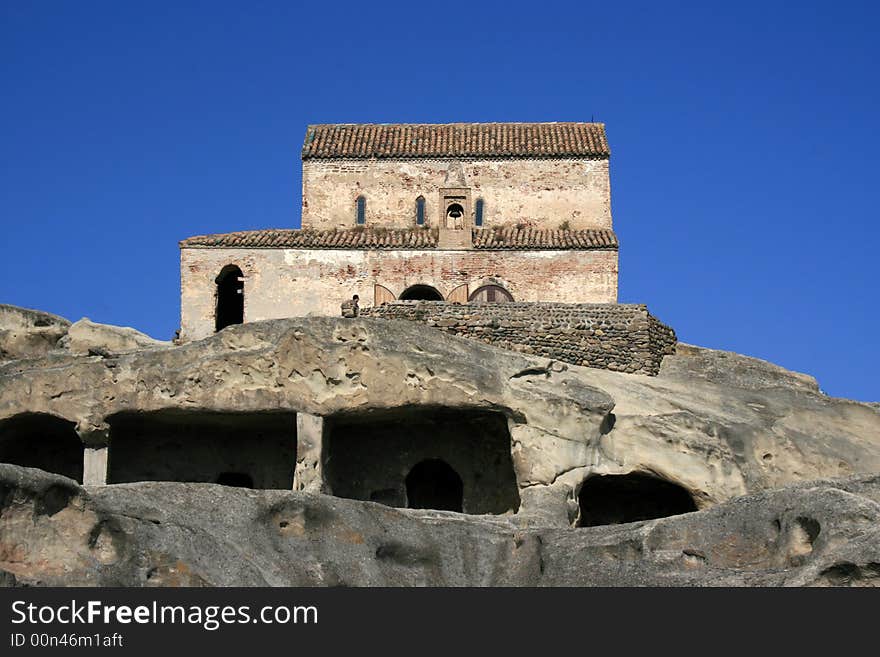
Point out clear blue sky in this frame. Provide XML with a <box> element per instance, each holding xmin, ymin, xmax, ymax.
<box><xmin>2</xmin><ymin>1</ymin><xmax>877</xmax><ymax>401</ymax></box>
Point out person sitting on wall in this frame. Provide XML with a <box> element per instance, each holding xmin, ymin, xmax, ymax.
<box><xmin>340</xmin><ymin>294</ymin><xmax>360</xmax><ymax>318</ymax></box>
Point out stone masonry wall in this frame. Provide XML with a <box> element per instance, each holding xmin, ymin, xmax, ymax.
<box><xmin>302</xmin><ymin>158</ymin><xmax>611</xmax><ymax>231</ymax></box>
<box><xmin>360</xmin><ymin>301</ymin><xmax>676</xmax><ymax>376</ymax></box>
<box><xmin>179</xmin><ymin>247</ymin><xmax>618</xmax><ymax>341</ymax></box>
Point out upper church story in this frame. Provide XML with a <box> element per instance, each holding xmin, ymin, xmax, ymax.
<box><xmin>300</xmin><ymin>122</ymin><xmax>612</xmax><ymax>232</ymax></box>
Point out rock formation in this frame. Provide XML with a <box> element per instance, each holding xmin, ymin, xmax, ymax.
<box><xmin>1</xmin><ymin>465</ymin><xmax>878</xmax><ymax>586</ymax></box>
<box><xmin>0</xmin><ymin>307</ymin><xmax>878</xmax><ymax>586</ymax></box>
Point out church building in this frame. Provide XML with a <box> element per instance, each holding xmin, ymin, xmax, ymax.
<box><xmin>179</xmin><ymin>122</ymin><xmax>619</xmax><ymax>341</ymax></box>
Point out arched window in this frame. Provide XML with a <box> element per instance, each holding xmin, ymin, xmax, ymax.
<box><xmin>475</xmin><ymin>198</ymin><xmax>484</xmax><ymax>227</ymax></box>
<box><xmin>399</xmin><ymin>284</ymin><xmax>444</xmax><ymax>300</ymax></box>
<box><xmin>469</xmin><ymin>284</ymin><xmax>513</xmax><ymax>303</ymax></box>
<box><xmin>356</xmin><ymin>195</ymin><xmax>366</xmax><ymax>225</ymax></box>
<box><xmin>406</xmin><ymin>459</ymin><xmax>464</xmax><ymax>512</ymax></box>
<box><xmin>416</xmin><ymin>196</ymin><xmax>426</xmax><ymax>225</ymax></box>
<box><xmin>215</xmin><ymin>265</ymin><xmax>244</xmax><ymax>332</ymax></box>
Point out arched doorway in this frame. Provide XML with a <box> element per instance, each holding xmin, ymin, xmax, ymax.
<box><xmin>215</xmin><ymin>265</ymin><xmax>244</xmax><ymax>332</ymax></box>
<box><xmin>405</xmin><ymin>459</ymin><xmax>464</xmax><ymax>512</ymax></box>
<box><xmin>577</xmin><ymin>472</ymin><xmax>697</xmax><ymax>527</ymax></box>
<box><xmin>0</xmin><ymin>413</ymin><xmax>83</xmax><ymax>482</ymax></box>
<box><xmin>469</xmin><ymin>284</ymin><xmax>514</xmax><ymax>303</ymax></box>
<box><xmin>399</xmin><ymin>284</ymin><xmax>443</xmax><ymax>301</ymax></box>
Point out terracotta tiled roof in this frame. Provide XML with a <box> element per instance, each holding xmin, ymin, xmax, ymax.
<box><xmin>180</xmin><ymin>227</ymin><xmax>618</xmax><ymax>250</ymax></box>
<box><xmin>180</xmin><ymin>228</ymin><xmax>439</xmax><ymax>249</ymax></box>
<box><xmin>472</xmin><ymin>227</ymin><xmax>618</xmax><ymax>249</ymax></box>
<box><xmin>301</xmin><ymin>123</ymin><xmax>609</xmax><ymax>159</ymax></box>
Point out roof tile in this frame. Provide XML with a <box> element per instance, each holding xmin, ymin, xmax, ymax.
<box><xmin>301</xmin><ymin>123</ymin><xmax>609</xmax><ymax>160</ymax></box>
<box><xmin>180</xmin><ymin>227</ymin><xmax>618</xmax><ymax>250</ymax></box>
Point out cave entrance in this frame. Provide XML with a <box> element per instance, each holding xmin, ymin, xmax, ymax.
<box><xmin>215</xmin><ymin>265</ymin><xmax>244</xmax><ymax>332</ymax></box>
<box><xmin>216</xmin><ymin>472</ymin><xmax>255</xmax><ymax>488</ymax></box>
<box><xmin>399</xmin><ymin>284</ymin><xmax>443</xmax><ymax>301</ymax></box>
<box><xmin>405</xmin><ymin>459</ymin><xmax>463</xmax><ymax>512</ymax></box>
<box><xmin>107</xmin><ymin>410</ymin><xmax>297</xmax><ymax>489</ymax></box>
<box><xmin>323</xmin><ymin>406</ymin><xmax>519</xmax><ymax>514</ymax></box>
<box><xmin>577</xmin><ymin>472</ymin><xmax>697</xmax><ymax>527</ymax></box>
<box><xmin>0</xmin><ymin>413</ymin><xmax>83</xmax><ymax>482</ymax></box>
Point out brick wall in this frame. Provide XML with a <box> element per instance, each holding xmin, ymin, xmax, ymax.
<box><xmin>360</xmin><ymin>301</ymin><xmax>676</xmax><ymax>376</ymax></box>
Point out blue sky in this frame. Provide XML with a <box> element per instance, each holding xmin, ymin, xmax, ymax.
<box><xmin>1</xmin><ymin>1</ymin><xmax>877</xmax><ymax>401</ymax></box>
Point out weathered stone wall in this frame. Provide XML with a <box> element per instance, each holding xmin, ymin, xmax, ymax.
<box><xmin>302</xmin><ymin>158</ymin><xmax>611</xmax><ymax>231</ymax></box>
<box><xmin>179</xmin><ymin>247</ymin><xmax>618</xmax><ymax>341</ymax></box>
<box><xmin>361</xmin><ymin>301</ymin><xmax>676</xmax><ymax>375</ymax></box>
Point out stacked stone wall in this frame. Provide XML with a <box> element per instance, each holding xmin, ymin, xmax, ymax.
<box><xmin>361</xmin><ymin>301</ymin><xmax>676</xmax><ymax>376</ymax></box>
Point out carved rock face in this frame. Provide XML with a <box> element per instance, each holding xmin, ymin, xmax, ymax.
<box><xmin>0</xmin><ymin>312</ymin><xmax>879</xmax><ymax>585</ymax></box>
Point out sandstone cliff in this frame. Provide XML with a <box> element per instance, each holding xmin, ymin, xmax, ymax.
<box><xmin>0</xmin><ymin>306</ymin><xmax>877</xmax><ymax>586</ymax></box>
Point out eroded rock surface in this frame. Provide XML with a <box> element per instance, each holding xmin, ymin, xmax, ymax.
<box><xmin>0</xmin><ymin>305</ymin><xmax>70</xmax><ymax>362</ymax></box>
<box><xmin>0</xmin><ymin>305</ymin><xmax>169</xmax><ymax>362</ymax></box>
<box><xmin>1</xmin><ymin>315</ymin><xmax>878</xmax><ymax>523</ymax></box>
<box><xmin>1</xmin><ymin>464</ymin><xmax>878</xmax><ymax>587</ymax></box>
<box><xmin>0</xmin><ymin>310</ymin><xmax>878</xmax><ymax>585</ymax></box>
<box><xmin>61</xmin><ymin>318</ymin><xmax>172</xmax><ymax>356</ymax></box>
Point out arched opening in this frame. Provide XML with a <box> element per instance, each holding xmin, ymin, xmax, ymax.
<box><xmin>577</xmin><ymin>473</ymin><xmax>697</xmax><ymax>527</ymax></box>
<box><xmin>405</xmin><ymin>459</ymin><xmax>463</xmax><ymax>512</ymax></box>
<box><xmin>445</xmin><ymin>202</ymin><xmax>464</xmax><ymax>229</ymax></box>
<box><xmin>356</xmin><ymin>195</ymin><xmax>366</xmax><ymax>225</ymax></box>
<box><xmin>0</xmin><ymin>413</ymin><xmax>83</xmax><ymax>482</ymax></box>
<box><xmin>216</xmin><ymin>472</ymin><xmax>254</xmax><ymax>488</ymax></box>
<box><xmin>399</xmin><ymin>284</ymin><xmax>443</xmax><ymax>301</ymax></box>
<box><xmin>323</xmin><ymin>407</ymin><xmax>519</xmax><ymax>515</ymax></box>
<box><xmin>374</xmin><ymin>284</ymin><xmax>396</xmax><ymax>305</ymax></box>
<box><xmin>107</xmin><ymin>410</ymin><xmax>297</xmax><ymax>489</ymax></box>
<box><xmin>415</xmin><ymin>196</ymin><xmax>426</xmax><ymax>225</ymax></box>
<box><xmin>469</xmin><ymin>284</ymin><xmax>514</xmax><ymax>303</ymax></box>
<box><xmin>215</xmin><ymin>265</ymin><xmax>244</xmax><ymax>332</ymax></box>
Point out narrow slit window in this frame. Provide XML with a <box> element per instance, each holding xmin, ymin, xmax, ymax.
<box><xmin>416</xmin><ymin>196</ymin><xmax>425</xmax><ymax>225</ymax></box>
<box><xmin>475</xmin><ymin>198</ymin><xmax>484</xmax><ymax>227</ymax></box>
<box><xmin>356</xmin><ymin>196</ymin><xmax>366</xmax><ymax>225</ymax></box>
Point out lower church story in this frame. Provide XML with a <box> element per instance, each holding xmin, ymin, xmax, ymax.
<box><xmin>179</xmin><ymin>227</ymin><xmax>619</xmax><ymax>341</ymax></box>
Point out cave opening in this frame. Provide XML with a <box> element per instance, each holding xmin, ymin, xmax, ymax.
<box><xmin>577</xmin><ymin>472</ymin><xmax>697</xmax><ymax>527</ymax></box>
<box><xmin>405</xmin><ymin>459</ymin><xmax>463</xmax><ymax>512</ymax></box>
<box><xmin>107</xmin><ymin>410</ymin><xmax>297</xmax><ymax>489</ymax></box>
<box><xmin>323</xmin><ymin>406</ymin><xmax>519</xmax><ymax>514</ymax></box>
<box><xmin>0</xmin><ymin>413</ymin><xmax>83</xmax><ymax>483</ymax></box>
<box><xmin>216</xmin><ymin>472</ymin><xmax>255</xmax><ymax>488</ymax></box>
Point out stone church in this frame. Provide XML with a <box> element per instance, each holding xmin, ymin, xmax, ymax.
<box><xmin>179</xmin><ymin>122</ymin><xmax>619</xmax><ymax>341</ymax></box>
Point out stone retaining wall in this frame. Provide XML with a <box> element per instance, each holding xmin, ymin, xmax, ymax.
<box><xmin>361</xmin><ymin>301</ymin><xmax>676</xmax><ymax>375</ymax></box>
